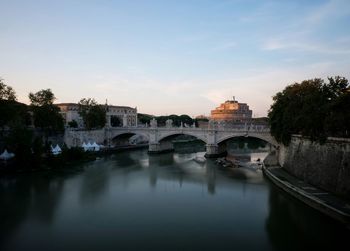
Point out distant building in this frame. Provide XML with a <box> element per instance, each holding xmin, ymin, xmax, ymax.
<box><xmin>195</xmin><ymin>115</ymin><xmax>209</xmax><ymax>120</ymax></box>
<box><xmin>56</xmin><ymin>103</ymin><xmax>137</xmax><ymax>128</ymax></box>
<box><xmin>195</xmin><ymin>115</ymin><xmax>209</xmax><ymax>129</ymax></box>
<box><xmin>210</xmin><ymin>97</ymin><xmax>252</xmax><ymax>122</ymax></box>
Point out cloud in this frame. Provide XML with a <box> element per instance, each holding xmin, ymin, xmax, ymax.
<box><xmin>260</xmin><ymin>0</ymin><xmax>350</xmax><ymax>54</ymax></box>
<box><xmin>200</xmin><ymin>61</ymin><xmax>350</xmax><ymax>116</ymax></box>
<box><xmin>305</xmin><ymin>0</ymin><xmax>350</xmax><ymax>26</ymax></box>
<box><xmin>262</xmin><ymin>38</ymin><xmax>350</xmax><ymax>54</ymax></box>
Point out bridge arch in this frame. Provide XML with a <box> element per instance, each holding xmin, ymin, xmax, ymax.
<box><xmin>149</xmin><ymin>132</ymin><xmax>207</xmax><ymax>154</ymax></box>
<box><xmin>110</xmin><ymin>131</ymin><xmax>150</xmax><ymax>147</ymax></box>
<box><xmin>158</xmin><ymin>132</ymin><xmax>207</xmax><ymax>144</ymax></box>
<box><xmin>216</xmin><ymin>133</ymin><xmax>278</xmax><ymax>148</ymax></box>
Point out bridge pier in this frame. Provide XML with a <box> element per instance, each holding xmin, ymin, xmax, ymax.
<box><xmin>204</xmin><ymin>144</ymin><xmax>227</xmax><ymax>158</ymax></box>
<box><xmin>148</xmin><ymin>141</ymin><xmax>174</xmax><ymax>154</ymax></box>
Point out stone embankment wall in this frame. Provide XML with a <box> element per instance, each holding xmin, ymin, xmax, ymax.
<box><xmin>64</xmin><ymin>129</ymin><xmax>106</xmax><ymax>147</ymax></box>
<box><xmin>278</xmin><ymin>135</ymin><xmax>350</xmax><ymax>200</ymax></box>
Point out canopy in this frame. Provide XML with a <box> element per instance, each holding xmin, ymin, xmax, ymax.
<box><xmin>54</xmin><ymin>144</ymin><xmax>62</xmax><ymax>152</ymax></box>
<box><xmin>0</xmin><ymin>149</ymin><xmax>15</xmax><ymax>160</ymax></box>
<box><xmin>82</xmin><ymin>142</ymin><xmax>89</xmax><ymax>152</ymax></box>
<box><xmin>51</xmin><ymin>144</ymin><xmax>62</xmax><ymax>155</ymax></box>
<box><xmin>91</xmin><ymin>142</ymin><xmax>100</xmax><ymax>151</ymax></box>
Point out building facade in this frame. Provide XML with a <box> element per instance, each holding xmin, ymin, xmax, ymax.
<box><xmin>56</xmin><ymin>103</ymin><xmax>137</xmax><ymax>128</ymax></box>
<box><xmin>210</xmin><ymin>97</ymin><xmax>252</xmax><ymax>122</ymax></box>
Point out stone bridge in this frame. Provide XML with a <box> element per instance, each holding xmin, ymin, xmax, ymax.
<box><xmin>64</xmin><ymin>119</ymin><xmax>278</xmax><ymax>158</ymax></box>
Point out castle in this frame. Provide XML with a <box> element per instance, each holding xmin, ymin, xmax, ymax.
<box><xmin>210</xmin><ymin>97</ymin><xmax>252</xmax><ymax>122</ymax></box>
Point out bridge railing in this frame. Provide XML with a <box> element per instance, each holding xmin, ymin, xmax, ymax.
<box><xmin>112</xmin><ymin>124</ymin><xmax>270</xmax><ymax>133</ymax></box>
<box><xmin>216</xmin><ymin>124</ymin><xmax>270</xmax><ymax>132</ymax></box>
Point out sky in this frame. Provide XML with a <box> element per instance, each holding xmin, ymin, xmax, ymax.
<box><xmin>1</xmin><ymin>0</ymin><xmax>350</xmax><ymax>117</ymax></box>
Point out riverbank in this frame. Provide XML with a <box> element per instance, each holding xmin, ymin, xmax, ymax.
<box><xmin>263</xmin><ymin>165</ymin><xmax>350</xmax><ymax>227</ymax></box>
<box><xmin>0</xmin><ymin>144</ymin><xmax>149</xmax><ymax>175</ymax></box>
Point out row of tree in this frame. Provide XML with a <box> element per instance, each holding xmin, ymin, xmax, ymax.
<box><xmin>138</xmin><ymin>113</ymin><xmax>208</xmax><ymax>127</ymax></box>
<box><xmin>0</xmin><ymin>79</ymin><xmax>108</xmax><ymax>168</ymax></box>
<box><xmin>1</xmin><ymin>80</ymin><xmax>62</xmax><ymax>166</ymax></box>
<box><xmin>268</xmin><ymin>76</ymin><xmax>350</xmax><ymax>145</ymax></box>
<box><xmin>0</xmin><ymin>79</ymin><xmax>109</xmax><ymax>132</ymax></box>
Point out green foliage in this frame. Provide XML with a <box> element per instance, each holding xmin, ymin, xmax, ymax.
<box><xmin>179</xmin><ymin>114</ymin><xmax>193</xmax><ymax>126</ymax></box>
<box><xmin>157</xmin><ymin>114</ymin><xmax>194</xmax><ymax>127</ymax></box>
<box><xmin>32</xmin><ymin>104</ymin><xmax>64</xmax><ymax>132</ymax></box>
<box><xmin>0</xmin><ymin>100</ymin><xmax>30</xmax><ymax>128</ymax></box>
<box><xmin>325</xmin><ymin>91</ymin><xmax>350</xmax><ymax>137</ymax></box>
<box><xmin>268</xmin><ymin>76</ymin><xmax>349</xmax><ymax>145</ymax></box>
<box><xmin>5</xmin><ymin>125</ymin><xmax>33</xmax><ymax>167</ymax></box>
<box><xmin>0</xmin><ymin>80</ymin><xmax>28</xmax><ymax>129</ymax></box>
<box><xmin>29</xmin><ymin>89</ymin><xmax>64</xmax><ymax>134</ymax></box>
<box><xmin>29</xmin><ymin>88</ymin><xmax>55</xmax><ymax>106</ymax></box>
<box><xmin>138</xmin><ymin>113</ymin><xmax>195</xmax><ymax>127</ymax></box>
<box><xmin>138</xmin><ymin>113</ymin><xmax>153</xmax><ymax>124</ymax></box>
<box><xmin>0</xmin><ymin>79</ymin><xmax>17</xmax><ymax>101</ymax></box>
<box><xmin>68</xmin><ymin>120</ymin><xmax>78</xmax><ymax>128</ymax></box>
<box><xmin>78</xmin><ymin>98</ymin><xmax>106</xmax><ymax>130</ymax></box>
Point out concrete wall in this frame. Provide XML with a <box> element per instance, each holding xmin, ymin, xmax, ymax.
<box><xmin>280</xmin><ymin>135</ymin><xmax>350</xmax><ymax>200</ymax></box>
<box><xmin>64</xmin><ymin>129</ymin><xmax>106</xmax><ymax>147</ymax></box>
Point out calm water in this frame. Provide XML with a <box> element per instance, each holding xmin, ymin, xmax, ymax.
<box><xmin>0</xmin><ymin>148</ymin><xmax>349</xmax><ymax>251</ymax></box>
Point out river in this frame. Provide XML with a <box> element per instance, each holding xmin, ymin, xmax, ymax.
<box><xmin>0</xmin><ymin>148</ymin><xmax>349</xmax><ymax>251</ymax></box>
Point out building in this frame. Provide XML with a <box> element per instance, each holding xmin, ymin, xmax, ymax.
<box><xmin>56</xmin><ymin>103</ymin><xmax>137</xmax><ymax>128</ymax></box>
<box><xmin>195</xmin><ymin>115</ymin><xmax>209</xmax><ymax>120</ymax></box>
<box><xmin>195</xmin><ymin>115</ymin><xmax>209</xmax><ymax>129</ymax></box>
<box><xmin>210</xmin><ymin>97</ymin><xmax>252</xmax><ymax>122</ymax></box>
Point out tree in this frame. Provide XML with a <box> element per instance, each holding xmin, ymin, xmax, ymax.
<box><xmin>29</xmin><ymin>89</ymin><xmax>55</xmax><ymax>106</ymax></box>
<box><xmin>29</xmin><ymin>89</ymin><xmax>64</xmax><ymax>134</ymax></box>
<box><xmin>138</xmin><ymin>113</ymin><xmax>153</xmax><ymax>125</ymax></box>
<box><xmin>155</xmin><ymin>114</ymin><xmax>194</xmax><ymax>127</ymax></box>
<box><xmin>5</xmin><ymin>124</ymin><xmax>33</xmax><ymax>167</ymax></box>
<box><xmin>268</xmin><ymin>76</ymin><xmax>349</xmax><ymax>145</ymax></box>
<box><xmin>78</xmin><ymin>98</ymin><xmax>106</xmax><ymax>130</ymax></box>
<box><xmin>0</xmin><ymin>79</ymin><xmax>17</xmax><ymax>101</ymax></box>
<box><xmin>325</xmin><ymin>91</ymin><xmax>350</xmax><ymax>137</ymax></box>
<box><xmin>0</xmin><ymin>100</ymin><xmax>29</xmax><ymax>129</ymax></box>
<box><xmin>0</xmin><ymin>80</ymin><xmax>29</xmax><ymax>129</ymax></box>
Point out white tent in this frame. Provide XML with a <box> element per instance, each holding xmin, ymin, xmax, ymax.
<box><xmin>51</xmin><ymin>144</ymin><xmax>62</xmax><ymax>155</ymax></box>
<box><xmin>0</xmin><ymin>149</ymin><xmax>15</xmax><ymax>160</ymax></box>
<box><xmin>54</xmin><ymin>144</ymin><xmax>62</xmax><ymax>154</ymax></box>
<box><xmin>82</xmin><ymin>142</ymin><xmax>89</xmax><ymax>152</ymax></box>
<box><xmin>86</xmin><ymin>142</ymin><xmax>93</xmax><ymax>151</ymax></box>
<box><xmin>91</xmin><ymin>142</ymin><xmax>100</xmax><ymax>151</ymax></box>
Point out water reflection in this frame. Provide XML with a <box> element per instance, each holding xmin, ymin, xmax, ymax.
<box><xmin>79</xmin><ymin>162</ymin><xmax>110</xmax><ymax>205</ymax></box>
<box><xmin>266</xmin><ymin>182</ymin><xmax>350</xmax><ymax>250</ymax></box>
<box><xmin>0</xmin><ymin>148</ymin><xmax>349</xmax><ymax>251</ymax></box>
<box><xmin>0</xmin><ymin>172</ymin><xmax>67</xmax><ymax>249</ymax></box>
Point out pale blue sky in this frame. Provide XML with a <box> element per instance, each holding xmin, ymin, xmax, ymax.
<box><xmin>1</xmin><ymin>0</ymin><xmax>350</xmax><ymax>117</ymax></box>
